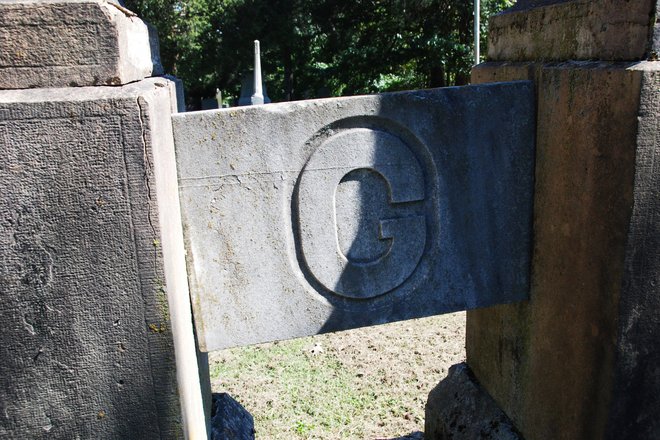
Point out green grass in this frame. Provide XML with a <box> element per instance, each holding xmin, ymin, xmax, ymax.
<box><xmin>211</xmin><ymin>339</ymin><xmax>372</xmax><ymax>437</ymax></box>
<box><xmin>209</xmin><ymin>313</ymin><xmax>466</xmax><ymax>439</ymax></box>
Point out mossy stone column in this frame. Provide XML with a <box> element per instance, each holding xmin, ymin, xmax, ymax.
<box><xmin>461</xmin><ymin>1</ymin><xmax>659</xmax><ymax>439</ymax></box>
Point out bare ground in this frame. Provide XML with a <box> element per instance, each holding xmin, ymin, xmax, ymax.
<box><xmin>209</xmin><ymin>311</ymin><xmax>466</xmax><ymax>439</ymax></box>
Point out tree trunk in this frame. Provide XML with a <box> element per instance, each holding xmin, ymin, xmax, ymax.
<box><xmin>429</xmin><ymin>65</ymin><xmax>446</xmax><ymax>88</ymax></box>
<box><xmin>284</xmin><ymin>47</ymin><xmax>294</xmax><ymax>101</ymax></box>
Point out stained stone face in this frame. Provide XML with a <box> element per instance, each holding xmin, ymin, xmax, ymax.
<box><xmin>172</xmin><ymin>82</ymin><xmax>536</xmax><ymax>352</ymax></box>
<box><xmin>0</xmin><ymin>79</ymin><xmax>182</xmax><ymax>438</ymax></box>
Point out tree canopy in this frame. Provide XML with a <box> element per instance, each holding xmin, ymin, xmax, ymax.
<box><xmin>124</xmin><ymin>0</ymin><xmax>513</xmax><ymax>108</ymax></box>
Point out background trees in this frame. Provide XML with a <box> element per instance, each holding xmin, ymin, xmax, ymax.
<box><xmin>125</xmin><ymin>0</ymin><xmax>513</xmax><ymax>108</ymax></box>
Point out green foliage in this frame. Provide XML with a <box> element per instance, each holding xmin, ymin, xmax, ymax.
<box><xmin>125</xmin><ymin>0</ymin><xmax>514</xmax><ymax>107</ymax></box>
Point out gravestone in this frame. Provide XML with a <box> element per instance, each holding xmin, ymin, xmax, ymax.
<box><xmin>172</xmin><ymin>82</ymin><xmax>536</xmax><ymax>352</ymax></box>
<box><xmin>237</xmin><ymin>74</ymin><xmax>271</xmax><ymax>106</ymax></box>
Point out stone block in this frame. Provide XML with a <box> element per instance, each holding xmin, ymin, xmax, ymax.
<box><xmin>0</xmin><ymin>78</ymin><xmax>183</xmax><ymax>439</ymax></box>
<box><xmin>172</xmin><ymin>82</ymin><xmax>536</xmax><ymax>351</ymax></box>
<box><xmin>210</xmin><ymin>393</ymin><xmax>255</xmax><ymax>440</ymax></box>
<box><xmin>0</xmin><ymin>0</ymin><xmax>163</xmax><ymax>89</ymax></box>
<box><xmin>425</xmin><ymin>363</ymin><xmax>522</xmax><ymax>440</ymax></box>
<box><xmin>488</xmin><ymin>0</ymin><xmax>656</xmax><ymax>61</ymax></box>
<box><xmin>469</xmin><ymin>60</ymin><xmax>660</xmax><ymax>440</ymax></box>
<box><xmin>460</xmin><ymin>2</ymin><xmax>660</xmax><ymax>439</ymax></box>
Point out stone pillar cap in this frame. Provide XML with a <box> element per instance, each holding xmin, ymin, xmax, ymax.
<box><xmin>0</xmin><ymin>0</ymin><xmax>163</xmax><ymax>89</ymax></box>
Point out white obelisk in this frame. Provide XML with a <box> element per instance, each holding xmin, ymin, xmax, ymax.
<box><xmin>251</xmin><ymin>40</ymin><xmax>264</xmax><ymax>105</ymax></box>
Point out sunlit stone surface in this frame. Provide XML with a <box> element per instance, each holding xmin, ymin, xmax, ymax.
<box><xmin>172</xmin><ymin>83</ymin><xmax>535</xmax><ymax>351</ymax></box>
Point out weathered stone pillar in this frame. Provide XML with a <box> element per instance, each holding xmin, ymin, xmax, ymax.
<box><xmin>0</xmin><ymin>1</ymin><xmax>208</xmax><ymax>438</ymax></box>
<box><xmin>427</xmin><ymin>1</ymin><xmax>659</xmax><ymax>439</ymax></box>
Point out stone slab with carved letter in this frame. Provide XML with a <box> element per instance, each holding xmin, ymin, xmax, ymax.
<box><xmin>172</xmin><ymin>82</ymin><xmax>535</xmax><ymax>352</ymax></box>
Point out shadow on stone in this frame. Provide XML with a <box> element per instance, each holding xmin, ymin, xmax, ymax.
<box><xmin>424</xmin><ymin>363</ymin><xmax>522</xmax><ymax>440</ymax></box>
<box><xmin>378</xmin><ymin>431</ymin><xmax>424</xmax><ymax>440</ymax></box>
<box><xmin>210</xmin><ymin>393</ymin><xmax>255</xmax><ymax>440</ymax></box>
